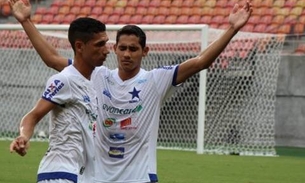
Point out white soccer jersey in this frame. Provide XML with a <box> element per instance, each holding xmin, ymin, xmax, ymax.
<box><xmin>92</xmin><ymin>65</ymin><xmax>179</xmax><ymax>183</ymax></box>
<box><xmin>37</xmin><ymin>65</ymin><xmax>98</xmax><ymax>183</ymax></box>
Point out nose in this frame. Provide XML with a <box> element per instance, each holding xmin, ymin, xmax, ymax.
<box><xmin>104</xmin><ymin>47</ymin><xmax>110</xmax><ymax>55</ymax></box>
<box><xmin>123</xmin><ymin>50</ymin><xmax>131</xmax><ymax>58</ymax></box>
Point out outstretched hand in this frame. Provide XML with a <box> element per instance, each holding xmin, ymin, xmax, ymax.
<box><xmin>10</xmin><ymin>136</ymin><xmax>30</xmax><ymax>156</ymax></box>
<box><xmin>229</xmin><ymin>1</ymin><xmax>253</xmax><ymax>31</ymax></box>
<box><xmin>8</xmin><ymin>0</ymin><xmax>31</xmax><ymax>23</ymax></box>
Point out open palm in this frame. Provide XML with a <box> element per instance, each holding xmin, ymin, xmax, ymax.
<box><xmin>229</xmin><ymin>1</ymin><xmax>253</xmax><ymax>31</ymax></box>
<box><xmin>9</xmin><ymin>0</ymin><xmax>31</xmax><ymax>22</ymax></box>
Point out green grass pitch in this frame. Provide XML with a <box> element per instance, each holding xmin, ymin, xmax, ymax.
<box><xmin>1</xmin><ymin>141</ymin><xmax>304</xmax><ymax>183</ymax></box>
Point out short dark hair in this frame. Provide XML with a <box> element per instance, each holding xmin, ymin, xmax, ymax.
<box><xmin>68</xmin><ymin>17</ymin><xmax>106</xmax><ymax>52</ymax></box>
<box><xmin>116</xmin><ymin>25</ymin><xmax>146</xmax><ymax>48</ymax></box>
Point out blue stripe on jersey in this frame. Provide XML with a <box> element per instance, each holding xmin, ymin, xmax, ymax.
<box><xmin>172</xmin><ymin>65</ymin><xmax>179</xmax><ymax>86</ymax></box>
<box><xmin>149</xmin><ymin>173</ymin><xmax>158</xmax><ymax>182</ymax></box>
<box><xmin>42</xmin><ymin>96</ymin><xmax>65</xmax><ymax>107</ymax></box>
<box><xmin>37</xmin><ymin>172</ymin><xmax>77</xmax><ymax>183</ymax></box>
<box><xmin>68</xmin><ymin>58</ymin><xmax>73</xmax><ymax>65</ymax></box>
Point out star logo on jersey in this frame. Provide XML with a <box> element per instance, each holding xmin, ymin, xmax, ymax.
<box><xmin>128</xmin><ymin>87</ymin><xmax>141</xmax><ymax>103</ymax></box>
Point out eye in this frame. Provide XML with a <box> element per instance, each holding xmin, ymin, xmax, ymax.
<box><xmin>97</xmin><ymin>41</ymin><xmax>106</xmax><ymax>47</ymax></box>
<box><xmin>119</xmin><ymin>46</ymin><xmax>127</xmax><ymax>51</ymax></box>
<box><xmin>129</xmin><ymin>47</ymin><xmax>138</xmax><ymax>52</ymax></box>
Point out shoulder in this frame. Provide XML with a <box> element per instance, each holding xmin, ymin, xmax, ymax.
<box><xmin>92</xmin><ymin>66</ymin><xmax>111</xmax><ymax>76</ymax></box>
<box><xmin>47</xmin><ymin>72</ymin><xmax>68</xmax><ymax>88</ymax></box>
<box><xmin>46</xmin><ymin>67</ymin><xmax>74</xmax><ymax>87</ymax></box>
<box><xmin>151</xmin><ymin>65</ymin><xmax>178</xmax><ymax>73</ymax></box>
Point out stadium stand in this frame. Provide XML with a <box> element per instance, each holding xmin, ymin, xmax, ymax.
<box><xmin>0</xmin><ymin>0</ymin><xmax>297</xmax><ymax>33</ymax></box>
<box><xmin>0</xmin><ymin>0</ymin><xmax>305</xmax><ymax>54</ymax></box>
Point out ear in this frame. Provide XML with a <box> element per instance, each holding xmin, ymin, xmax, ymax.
<box><xmin>75</xmin><ymin>40</ymin><xmax>83</xmax><ymax>53</ymax></box>
<box><xmin>142</xmin><ymin>46</ymin><xmax>149</xmax><ymax>57</ymax></box>
<box><xmin>113</xmin><ymin>44</ymin><xmax>117</xmax><ymax>52</ymax></box>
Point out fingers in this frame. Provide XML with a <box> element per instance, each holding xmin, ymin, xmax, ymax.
<box><xmin>23</xmin><ymin>0</ymin><xmax>30</xmax><ymax>6</ymax></box>
<box><xmin>10</xmin><ymin>137</ymin><xmax>28</xmax><ymax>156</ymax></box>
<box><xmin>9</xmin><ymin>0</ymin><xmax>27</xmax><ymax>6</ymax></box>
<box><xmin>244</xmin><ymin>1</ymin><xmax>253</xmax><ymax>12</ymax></box>
<box><xmin>8</xmin><ymin>0</ymin><xmax>13</xmax><ymax>7</ymax></box>
<box><xmin>19</xmin><ymin>149</ymin><xmax>27</xmax><ymax>156</ymax></box>
<box><xmin>8</xmin><ymin>0</ymin><xmax>17</xmax><ymax>8</ymax></box>
<box><xmin>232</xmin><ymin>3</ymin><xmax>239</xmax><ymax>13</ymax></box>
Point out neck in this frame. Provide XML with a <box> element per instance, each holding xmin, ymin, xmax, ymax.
<box><xmin>73</xmin><ymin>58</ymin><xmax>94</xmax><ymax>80</ymax></box>
<box><xmin>118</xmin><ymin>67</ymin><xmax>140</xmax><ymax>81</ymax></box>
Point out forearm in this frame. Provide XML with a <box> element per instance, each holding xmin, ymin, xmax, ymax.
<box><xmin>19</xmin><ymin>113</ymin><xmax>40</xmax><ymax>140</ymax></box>
<box><xmin>21</xmin><ymin>19</ymin><xmax>66</xmax><ymax>71</ymax></box>
<box><xmin>175</xmin><ymin>26</ymin><xmax>238</xmax><ymax>84</ymax></box>
<box><xmin>198</xmin><ymin>25</ymin><xmax>238</xmax><ymax>69</ymax></box>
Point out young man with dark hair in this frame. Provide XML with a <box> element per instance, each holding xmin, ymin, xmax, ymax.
<box><xmin>9</xmin><ymin>12</ymin><xmax>109</xmax><ymax>183</ymax></box>
<box><xmin>9</xmin><ymin>0</ymin><xmax>252</xmax><ymax>182</ymax></box>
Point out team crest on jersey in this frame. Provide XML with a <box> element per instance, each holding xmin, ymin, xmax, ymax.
<box><xmin>43</xmin><ymin>79</ymin><xmax>65</xmax><ymax>99</ymax></box>
<box><xmin>128</xmin><ymin>87</ymin><xmax>141</xmax><ymax>103</ymax></box>
<box><xmin>103</xmin><ymin>118</ymin><xmax>116</xmax><ymax>127</ymax></box>
<box><xmin>120</xmin><ymin>118</ymin><xmax>137</xmax><ymax>130</ymax></box>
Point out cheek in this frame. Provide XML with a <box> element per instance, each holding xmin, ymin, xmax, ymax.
<box><xmin>92</xmin><ymin>49</ymin><xmax>102</xmax><ymax>57</ymax></box>
<box><xmin>116</xmin><ymin>51</ymin><xmax>124</xmax><ymax>58</ymax></box>
<box><xmin>84</xmin><ymin>50</ymin><xmax>98</xmax><ymax>60</ymax></box>
<box><xmin>134</xmin><ymin>54</ymin><xmax>143</xmax><ymax>63</ymax></box>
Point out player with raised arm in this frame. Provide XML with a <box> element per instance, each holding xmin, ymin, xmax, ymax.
<box><xmin>9</xmin><ymin>0</ymin><xmax>252</xmax><ymax>182</ymax></box>
<box><xmin>9</xmin><ymin>11</ymin><xmax>109</xmax><ymax>183</ymax></box>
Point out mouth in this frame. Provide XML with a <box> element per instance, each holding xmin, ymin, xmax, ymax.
<box><xmin>121</xmin><ymin>60</ymin><xmax>132</xmax><ymax>64</ymax></box>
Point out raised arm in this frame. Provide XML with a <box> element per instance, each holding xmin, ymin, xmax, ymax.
<box><xmin>175</xmin><ymin>1</ymin><xmax>253</xmax><ymax>84</ymax></box>
<box><xmin>9</xmin><ymin>0</ymin><xmax>68</xmax><ymax>71</ymax></box>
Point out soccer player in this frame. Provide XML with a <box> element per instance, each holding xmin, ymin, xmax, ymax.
<box><xmin>9</xmin><ymin>13</ymin><xmax>109</xmax><ymax>183</ymax></box>
<box><xmin>9</xmin><ymin>0</ymin><xmax>252</xmax><ymax>182</ymax></box>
